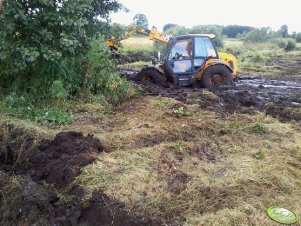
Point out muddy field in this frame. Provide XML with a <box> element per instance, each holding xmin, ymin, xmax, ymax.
<box><xmin>125</xmin><ymin>74</ymin><xmax>301</xmax><ymax>122</ymax></box>
<box><xmin>1</xmin><ymin>54</ymin><xmax>301</xmax><ymax>225</ymax></box>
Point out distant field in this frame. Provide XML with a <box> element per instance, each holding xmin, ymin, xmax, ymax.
<box><xmin>120</xmin><ymin>35</ymin><xmax>155</xmax><ymax>54</ymax></box>
<box><xmin>121</xmin><ymin>35</ymin><xmax>154</xmax><ymax>48</ymax></box>
<box><xmin>224</xmin><ymin>38</ymin><xmax>243</xmax><ymax>47</ymax></box>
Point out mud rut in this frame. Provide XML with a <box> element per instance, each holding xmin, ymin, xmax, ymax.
<box><xmin>123</xmin><ymin>70</ymin><xmax>301</xmax><ymax>122</ymax></box>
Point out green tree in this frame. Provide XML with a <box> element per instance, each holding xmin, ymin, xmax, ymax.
<box><xmin>133</xmin><ymin>14</ymin><xmax>148</xmax><ymax>30</ymax></box>
<box><xmin>163</xmin><ymin>23</ymin><xmax>177</xmax><ymax>32</ymax></box>
<box><xmin>244</xmin><ymin>28</ymin><xmax>270</xmax><ymax>43</ymax></box>
<box><xmin>165</xmin><ymin>25</ymin><xmax>189</xmax><ymax>36</ymax></box>
<box><xmin>190</xmin><ymin>25</ymin><xmax>224</xmax><ymax>47</ymax></box>
<box><xmin>279</xmin><ymin>24</ymin><xmax>289</xmax><ymax>38</ymax></box>
<box><xmin>222</xmin><ymin>25</ymin><xmax>253</xmax><ymax>38</ymax></box>
<box><xmin>0</xmin><ymin>0</ymin><xmax>122</xmax><ymax>97</ymax></box>
<box><xmin>295</xmin><ymin>33</ymin><xmax>301</xmax><ymax>42</ymax></box>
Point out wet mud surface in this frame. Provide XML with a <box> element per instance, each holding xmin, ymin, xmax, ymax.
<box><xmin>125</xmin><ymin>72</ymin><xmax>301</xmax><ymax>122</ymax></box>
<box><xmin>0</xmin><ymin>130</ymin><xmax>161</xmax><ymax>226</ymax></box>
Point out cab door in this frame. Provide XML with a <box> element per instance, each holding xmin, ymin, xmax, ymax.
<box><xmin>166</xmin><ymin>38</ymin><xmax>193</xmax><ymax>74</ymax></box>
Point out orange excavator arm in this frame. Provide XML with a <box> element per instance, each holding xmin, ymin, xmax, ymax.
<box><xmin>135</xmin><ymin>27</ymin><xmax>169</xmax><ymax>44</ymax></box>
<box><xmin>106</xmin><ymin>24</ymin><xmax>169</xmax><ymax>50</ymax></box>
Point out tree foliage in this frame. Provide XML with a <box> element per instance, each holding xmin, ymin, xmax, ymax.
<box><xmin>296</xmin><ymin>33</ymin><xmax>301</xmax><ymax>43</ymax></box>
<box><xmin>164</xmin><ymin>24</ymin><xmax>224</xmax><ymax>48</ymax></box>
<box><xmin>0</xmin><ymin>0</ymin><xmax>122</xmax><ymax>98</ymax></box>
<box><xmin>163</xmin><ymin>23</ymin><xmax>177</xmax><ymax>32</ymax></box>
<box><xmin>278</xmin><ymin>24</ymin><xmax>289</xmax><ymax>38</ymax></box>
<box><xmin>190</xmin><ymin>25</ymin><xmax>224</xmax><ymax>47</ymax></box>
<box><xmin>222</xmin><ymin>25</ymin><xmax>254</xmax><ymax>38</ymax></box>
<box><xmin>133</xmin><ymin>14</ymin><xmax>148</xmax><ymax>30</ymax></box>
<box><xmin>244</xmin><ymin>28</ymin><xmax>270</xmax><ymax>43</ymax></box>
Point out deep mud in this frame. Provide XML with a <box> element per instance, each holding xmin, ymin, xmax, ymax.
<box><xmin>124</xmin><ymin>72</ymin><xmax>301</xmax><ymax>122</ymax></box>
<box><xmin>0</xmin><ymin>130</ymin><xmax>161</xmax><ymax>226</ymax></box>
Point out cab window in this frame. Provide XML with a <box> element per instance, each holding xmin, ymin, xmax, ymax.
<box><xmin>194</xmin><ymin>37</ymin><xmax>217</xmax><ymax>58</ymax></box>
<box><xmin>168</xmin><ymin>39</ymin><xmax>192</xmax><ymax>60</ymax></box>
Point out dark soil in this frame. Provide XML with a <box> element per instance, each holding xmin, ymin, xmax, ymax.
<box><xmin>0</xmin><ymin>129</ymin><xmax>163</xmax><ymax>226</ymax></box>
<box><xmin>28</xmin><ymin>131</ymin><xmax>103</xmax><ymax>187</ymax></box>
<box><xmin>0</xmin><ymin>131</ymin><xmax>103</xmax><ymax>188</ymax></box>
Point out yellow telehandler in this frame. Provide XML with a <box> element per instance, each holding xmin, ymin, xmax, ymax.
<box><xmin>107</xmin><ymin>26</ymin><xmax>238</xmax><ymax>88</ymax></box>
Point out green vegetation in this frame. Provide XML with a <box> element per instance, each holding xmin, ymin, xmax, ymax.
<box><xmin>1</xmin><ymin>2</ymin><xmax>301</xmax><ymax>225</ymax></box>
<box><xmin>0</xmin><ymin>0</ymin><xmax>136</xmax><ymax>125</ymax></box>
<box><xmin>133</xmin><ymin>13</ymin><xmax>149</xmax><ymax>30</ymax></box>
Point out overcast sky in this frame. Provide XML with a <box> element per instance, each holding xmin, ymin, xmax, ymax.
<box><xmin>111</xmin><ymin>0</ymin><xmax>301</xmax><ymax>33</ymax></box>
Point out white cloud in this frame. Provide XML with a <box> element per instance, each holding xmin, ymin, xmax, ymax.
<box><xmin>112</xmin><ymin>0</ymin><xmax>301</xmax><ymax>33</ymax></box>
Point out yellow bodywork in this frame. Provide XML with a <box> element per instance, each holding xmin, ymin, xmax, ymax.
<box><xmin>196</xmin><ymin>52</ymin><xmax>238</xmax><ymax>80</ymax></box>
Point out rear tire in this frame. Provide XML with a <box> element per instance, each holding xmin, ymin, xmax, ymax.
<box><xmin>135</xmin><ymin>69</ymin><xmax>163</xmax><ymax>84</ymax></box>
<box><xmin>201</xmin><ymin>65</ymin><xmax>234</xmax><ymax>88</ymax></box>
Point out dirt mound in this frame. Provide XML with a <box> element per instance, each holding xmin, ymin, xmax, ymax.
<box><xmin>27</xmin><ymin>131</ymin><xmax>103</xmax><ymax>187</ymax></box>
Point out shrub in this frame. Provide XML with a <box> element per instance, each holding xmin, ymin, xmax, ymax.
<box><xmin>285</xmin><ymin>39</ymin><xmax>297</xmax><ymax>51</ymax></box>
<box><xmin>244</xmin><ymin>28</ymin><xmax>269</xmax><ymax>43</ymax></box>
<box><xmin>85</xmin><ymin>40</ymin><xmax>136</xmax><ymax>104</ymax></box>
<box><xmin>277</xmin><ymin>39</ymin><xmax>288</xmax><ymax>49</ymax></box>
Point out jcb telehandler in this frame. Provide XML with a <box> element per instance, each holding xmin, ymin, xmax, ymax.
<box><xmin>107</xmin><ymin>26</ymin><xmax>238</xmax><ymax>88</ymax></box>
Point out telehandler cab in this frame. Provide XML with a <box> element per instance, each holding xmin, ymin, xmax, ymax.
<box><xmin>107</xmin><ymin>26</ymin><xmax>238</xmax><ymax>88</ymax></box>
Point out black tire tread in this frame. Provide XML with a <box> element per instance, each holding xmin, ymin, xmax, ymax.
<box><xmin>201</xmin><ymin>65</ymin><xmax>234</xmax><ymax>88</ymax></box>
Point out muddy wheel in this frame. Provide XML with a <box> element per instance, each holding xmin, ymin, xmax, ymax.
<box><xmin>201</xmin><ymin>65</ymin><xmax>234</xmax><ymax>88</ymax></box>
<box><xmin>135</xmin><ymin>68</ymin><xmax>163</xmax><ymax>84</ymax></box>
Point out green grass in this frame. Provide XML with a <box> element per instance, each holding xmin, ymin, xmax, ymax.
<box><xmin>223</xmin><ymin>38</ymin><xmax>301</xmax><ymax>79</ymax></box>
<box><xmin>120</xmin><ymin>35</ymin><xmax>156</xmax><ymax>55</ymax></box>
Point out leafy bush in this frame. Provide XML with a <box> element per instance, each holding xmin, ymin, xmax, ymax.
<box><xmin>285</xmin><ymin>39</ymin><xmax>297</xmax><ymax>51</ymax></box>
<box><xmin>3</xmin><ymin>92</ymin><xmax>72</xmax><ymax>124</ymax></box>
<box><xmin>50</xmin><ymin>80</ymin><xmax>68</xmax><ymax>100</ymax></box>
<box><xmin>0</xmin><ymin>0</ymin><xmax>122</xmax><ymax>100</ymax></box>
<box><xmin>277</xmin><ymin>39</ymin><xmax>288</xmax><ymax>48</ymax></box>
<box><xmin>85</xmin><ymin>40</ymin><xmax>136</xmax><ymax>104</ymax></box>
<box><xmin>274</xmin><ymin>38</ymin><xmax>297</xmax><ymax>51</ymax></box>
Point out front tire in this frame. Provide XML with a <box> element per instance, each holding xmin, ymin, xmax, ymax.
<box><xmin>135</xmin><ymin>69</ymin><xmax>163</xmax><ymax>84</ymax></box>
<box><xmin>201</xmin><ymin>65</ymin><xmax>234</xmax><ymax>88</ymax></box>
